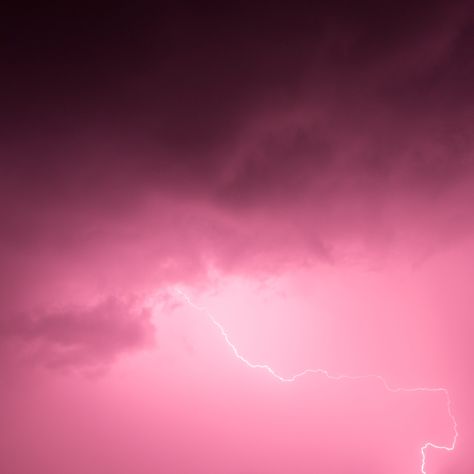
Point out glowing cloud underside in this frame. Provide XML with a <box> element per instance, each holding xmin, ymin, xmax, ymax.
<box><xmin>175</xmin><ymin>288</ymin><xmax>458</xmax><ymax>474</ymax></box>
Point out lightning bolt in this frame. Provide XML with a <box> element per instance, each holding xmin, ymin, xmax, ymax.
<box><xmin>174</xmin><ymin>288</ymin><xmax>458</xmax><ymax>474</ymax></box>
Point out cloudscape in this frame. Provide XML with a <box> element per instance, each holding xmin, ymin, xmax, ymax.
<box><xmin>1</xmin><ymin>2</ymin><xmax>473</xmax><ymax>473</ymax></box>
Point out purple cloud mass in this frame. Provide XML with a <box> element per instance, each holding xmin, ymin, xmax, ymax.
<box><xmin>0</xmin><ymin>298</ymin><xmax>154</xmax><ymax>370</ymax></box>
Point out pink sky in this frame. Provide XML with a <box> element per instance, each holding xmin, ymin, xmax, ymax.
<box><xmin>1</xmin><ymin>2</ymin><xmax>473</xmax><ymax>473</ymax></box>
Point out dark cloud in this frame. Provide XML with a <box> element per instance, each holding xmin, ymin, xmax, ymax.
<box><xmin>0</xmin><ymin>298</ymin><xmax>154</xmax><ymax>370</ymax></box>
<box><xmin>0</xmin><ymin>1</ymin><xmax>472</xmax><ymax>329</ymax></box>
<box><xmin>0</xmin><ymin>2</ymin><xmax>472</xmax><ymax>340</ymax></box>
<box><xmin>1</xmin><ymin>1</ymin><xmax>472</xmax><ymax>181</ymax></box>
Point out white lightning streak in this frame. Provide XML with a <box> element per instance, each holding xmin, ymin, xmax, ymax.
<box><xmin>174</xmin><ymin>288</ymin><xmax>458</xmax><ymax>474</ymax></box>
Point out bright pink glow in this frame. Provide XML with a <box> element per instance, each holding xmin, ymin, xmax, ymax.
<box><xmin>175</xmin><ymin>288</ymin><xmax>458</xmax><ymax>474</ymax></box>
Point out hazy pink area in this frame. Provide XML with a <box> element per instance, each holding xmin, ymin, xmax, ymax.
<box><xmin>1</xmin><ymin>257</ymin><xmax>473</xmax><ymax>474</ymax></box>
<box><xmin>1</xmin><ymin>2</ymin><xmax>474</xmax><ymax>473</ymax></box>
